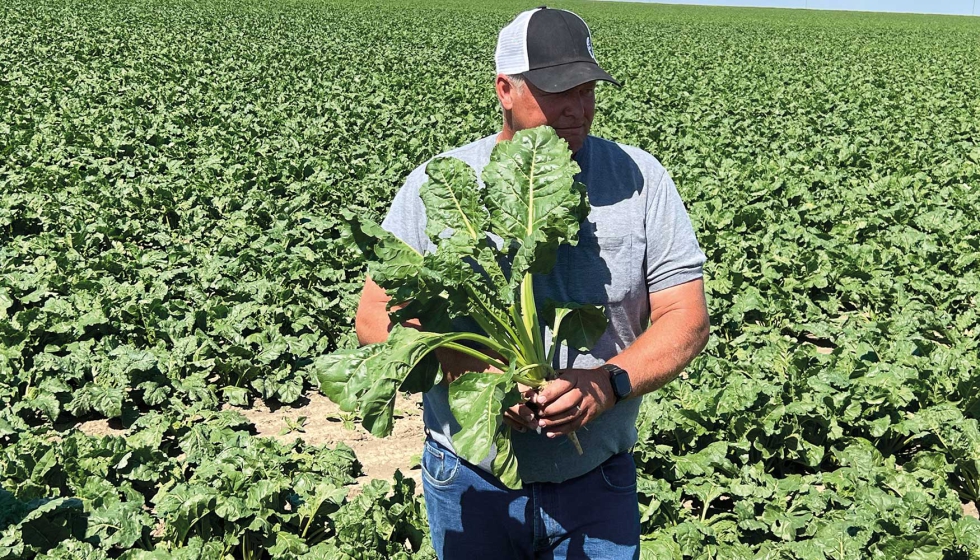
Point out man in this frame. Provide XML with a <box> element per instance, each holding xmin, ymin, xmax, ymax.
<box><xmin>356</xmin><ymin>7</ymin><xmax>709</xmax><ymax>559</ymax></box>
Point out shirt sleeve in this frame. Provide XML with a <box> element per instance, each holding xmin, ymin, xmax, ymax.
<box><xmin>645</xmin><ymin>170</ymin><xmax>706</xmax><ymax>293</ymax></box>
<box><xmin>380</xmin><ymin>165</ymin><xmax>435</xmax><ymax>254</ymax></box>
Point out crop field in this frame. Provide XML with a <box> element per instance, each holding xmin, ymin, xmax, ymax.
<box><xmin>2</xmin><ymin>0</ymin><xmax>979</xmax><ymax>557</ymax></box>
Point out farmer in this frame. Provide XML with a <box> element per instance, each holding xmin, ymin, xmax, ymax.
<box><xmin>355</xmin><ymin>7</ymin><xmax>709</xmax><ymax>559</ymax></box>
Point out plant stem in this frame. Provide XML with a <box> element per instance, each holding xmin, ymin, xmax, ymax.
<box><xmin>701</xmin><ymin>493</ymin><xmax>713</xmax><ymax>522</ymax></box>
<box><xmin>440</xmin><ymin>342</ymin><xmax>509</xmax><ymax>371</ymax></box>
<box><xmin>438</xmin><ymin>331</ymin><xmax>514</xmax><ymax>361</ymax></box>
<box><xmin>509</xmin><ymin>301</ymin><xmax>538</xmax><ymax>365</ymax></box>
<box><xmin>546</xmin><ymin>311</ymin><xmax>566</xmax><ymax>366</ymax></box>
<box><xmin>521</xmin><ymin>273</ymin><xmax>546</xmax><ymax>364</ymax></box>
<box><xmin>301</xmin><ymin>498</ymin><xmax>322</xmax><ymax>538</ymax></box>
<box><xmin>465</xmin><ymin>283</ymin><xmax>523</xmax><ymax>347</ymax></box>
<box><xmin>537</xmin><ymin>376</ymin><xmax>584</xmax><ymax>455</ymax></box>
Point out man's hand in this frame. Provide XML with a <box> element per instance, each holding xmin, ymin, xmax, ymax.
<box><xmin>503</xmin><ymin>384</ymin><xmax>540</xmax><ymax>433</ymax></box>
<box><xmin>527</xmin><ymin>279</ymin><xmax>709</xmax><ymax>440</ymax></box>
<box><xmin>531</xmin><ymin>368</ymin><xmax>616</xmax><ymax>438</ymax></box>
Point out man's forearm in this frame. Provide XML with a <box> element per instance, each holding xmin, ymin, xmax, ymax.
<box><xmin>356</xmin><ymin>278</ymin><xmax>501</xmax><ymax>386</ymax></box>
<box><xmin>435</xmin><ymin>348</ymin><xmax>501</xmax><ymax>386</ymax></box>
<box><xmin>356</xmin><ymin>277</ymin><xmax>398</xmax><ymax>346</ymax></box>
<box><xmin>531</xmin><ymin>287</ymin><xmax>710</xmax><ymax>438</ymax></box>
<box><xmin>607</xmin><ymin>307</ymin><xmax>709</xmax><ymax>398</ymax></box>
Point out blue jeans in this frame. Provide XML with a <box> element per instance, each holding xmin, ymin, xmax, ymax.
<box><xmin>421</xmin><ymin>437</ymin><xmax>641</xmax><ymax>559</ymax></box>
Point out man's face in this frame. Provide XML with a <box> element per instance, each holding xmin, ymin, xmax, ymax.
<box><xmin>500</xmin><ymin>78</ymin><xmax>596</xmax><ymax>153</ymax></box>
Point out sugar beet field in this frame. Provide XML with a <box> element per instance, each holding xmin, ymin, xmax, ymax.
<box><xmin>2</xmin><ymin>0</ymin><xmax>980</xmax><ymax>557</ymax></box>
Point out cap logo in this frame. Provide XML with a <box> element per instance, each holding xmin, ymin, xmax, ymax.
<box><xmin>586</xmin><ymin>36</ymin><xmax>596</xmax><ymax>60</ymax></box>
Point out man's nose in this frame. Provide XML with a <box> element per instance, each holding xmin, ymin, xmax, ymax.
<box><xmin>562</xmin><ymin>91</ymin><xmax>586</xmax><ymax>119</ymax></box>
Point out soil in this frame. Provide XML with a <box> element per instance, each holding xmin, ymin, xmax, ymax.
<box><xmin>231</xmin><ymin>391</ymin><xmax>426</xmax><ymax>491</ymax></box>
<box><xmin>964</xmin><ymin>501</ymin><xmax>979</xmax><ymax>519</ymax></box>
<box><xmin>74</xmin><ymin>391</ymin><xmax>426</xmax><ymax>493</ymax></box>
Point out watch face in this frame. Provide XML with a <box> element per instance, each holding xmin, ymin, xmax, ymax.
<box><xmin>602</xmin><ymin>364</ymin><xmax>632</xmax><ymax>400</ymax></box>
<box><xmin>612</xmin><ymin>371</ymin><xmax>632</xmax><ymax>397</ymax></box>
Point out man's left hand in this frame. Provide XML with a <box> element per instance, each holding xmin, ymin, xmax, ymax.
<box><xmin>532</xmin><ymin>368</ymin><xmax>616</xmax><ymax>438</ymax></box>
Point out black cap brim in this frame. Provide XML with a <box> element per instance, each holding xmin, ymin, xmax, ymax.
<box><xmin>522</xmin><ymin>61</ymin><xmax>621</xmax><ymax>94</ymax></box>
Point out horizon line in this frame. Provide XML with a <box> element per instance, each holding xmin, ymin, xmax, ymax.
<box><xmin>592</xmin><ymin>0</ymin><xmax>980</xmax><ymax>17</ymax></box>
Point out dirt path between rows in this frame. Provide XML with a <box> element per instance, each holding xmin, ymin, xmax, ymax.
<box><xmin>75</xmin><ymin>390</ymin><xmax>426</xmax><ymax>493</ymax></box>
<box><xmin>232</xmin><ymin>391</ymin><xmax>426</xmax><ymax>492</ymax></box>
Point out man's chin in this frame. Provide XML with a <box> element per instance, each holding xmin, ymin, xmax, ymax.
<box><xmin>557</xmin><ymin>131</ymin><xmax>585</xmax><ymax>153</ymax></box>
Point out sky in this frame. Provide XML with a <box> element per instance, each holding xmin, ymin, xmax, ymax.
<box><xmin>601</xmin><ymin>0</ymin><xmax>979</xmax><ymax>16</ymax></box>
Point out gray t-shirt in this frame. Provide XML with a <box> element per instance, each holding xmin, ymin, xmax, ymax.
<box><xmin>382</xmin><ymin>133</ymin><xmax>705</xmax><ymax>484</ymax></box>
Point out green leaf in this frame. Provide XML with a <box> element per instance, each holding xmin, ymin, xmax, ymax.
<box><xmin>388</xmin><ymin>296</ymin><xmax>453</xmax><ymax>334</ymax></box>
<box><xmin>294</xmin><ymin>482</ymin><xmax>347</xmax><ymax>529</ymax></box>
<box><xmin>954</xmin><ymin>516</ymin><xmax>980</xmax><ymax>550</ymax></box>
<box><xmin>421</xmin><ymin>156</ymin><xmax>489</xmax><ymax>252</ymax></box>
<box><xmin>219</xmin><ymin>385</ymin><xmax>250</xmax><ymax>407</ymax></box>
<box><xmin>543</xmin><ymin>301</ymin><xmax>608</xmax><ymax>352</ymax></box>
<box><xmin>448</xmin><ymin>371</ymin><xmax>517</xmax><ymax>465</ymax></box>
<box><xmin>85</xmin><ymin>501</ymin><xmax>149</xmax><ymax>549</ymax></box>
<box><xmin>66</xmin><ymin>384</ymin><xmax>125</xmax><ymax>419</ymax></box>
<box><xmin>14</xmin><ymin>497</ymin><xmax>86</xmax><ymax>551</ymax></box>
<box><xmin>483</xmin><ymin>125</ymin><xmax>588</xmax><ymax>280</ymax></box>
<box><xmin>341</xmin><ymin>212</ymin><xmax>423</xmax><ymax>286</ymax></box>
<box><xmin>269</xmin><ymin>531</ymin><xmax>308</xmax><ymax>556</ymax></box>
<box><xmin>314</xmin><ymin>345</ymin><xmax>389</xmax><ymax>413</ymax></box>
<box><xmin>0</xmin><ymin>289</ymin><xmax>12</xmax><ymax>320</ymax></box>
<box><xmin>0</xmin><ymin>489</ymin><xmax>25</xmax><ymax>532</ymax></box>
<box><xmin>153</xmin><ymin>486</ymin><xmax>218</xmax><ymax>545</ymax></box>
<box><xmin>639</xmin><ymin>535</ymin><xmax>683</xmax><ymax>560</ymax></box>
<box><xmin>24</xmin><ymin>391</ymin><xmax>61</xmax><ymax>422</ymax></box>
<box><xmin>397</xmin><ymin>352</ymin><xmax>441</xmax><ymax>394</ymax></box>
<box><xmin>274</xmin><ymin>376</ymin><xmax>305</xmax><ymax>404</ymax></box>
<box><xmin>315</xmin><ymin>326</ymin><xmax>447</xmax><ymax>437</ymax></box>
<box><xmin>139</xmin><ymin>381</ymin><xmax>172</xmax><ymax>407</ymax></box>
<box><xmin>34</xmin><ymin>540</ymin><xmax>109</xmax><ymax>560</ymax></box>
<box><xmin>109</xmin><ymin>346</ymin><xmax>158</xmax><ymax>375</ymax></box>
<box><xmin>490</xmin><ymin>425</ymin><xmax>522</xmax><ymax>490</ymax></box>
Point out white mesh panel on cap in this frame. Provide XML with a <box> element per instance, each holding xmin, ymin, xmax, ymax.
<box><xmin>494</xmin><ymin>8</ymin><xmax>540</xmax><ymax>75</ymax></box>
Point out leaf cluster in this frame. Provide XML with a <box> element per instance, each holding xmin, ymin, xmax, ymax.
<box><xmin>317</xmin><ymin>126</ymin><xmax>605</xmax><ymax>488</ymax></box>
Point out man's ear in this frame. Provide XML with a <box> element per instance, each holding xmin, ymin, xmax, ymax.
<box><xmin>496</xmin><ymin>74</ymin><xmax>516</xmax><ymax>111</ymax></box>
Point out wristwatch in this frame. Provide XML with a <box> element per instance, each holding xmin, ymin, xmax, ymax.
<box><xmin>600</xmin><ymin>363</ymin><xmax>632</xmax><ymax>403</ymax></box>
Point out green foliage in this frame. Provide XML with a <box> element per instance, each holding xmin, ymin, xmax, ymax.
<box><xmin>316</xmin><ymin>127</ymin><xmax>605</xmax><ymax>487</ymax></box>
<box><xmin>318</xmin><ymin>472</ymin><xmax>434</xmax><ymax>559</ymax></box>
<box><xmin>0</xmin><ymin>494</ymin><xmax>87</xmax><ymax>560</ymax></box>
<box><xmin>0</xmin><ymin>407</ymin><xmax>430</xmax><ymax>559</ymax></box>
<box><xmin>0</xmin><ymin>0</ymin><xmax>978</xmax><ymax>556</ymax></box>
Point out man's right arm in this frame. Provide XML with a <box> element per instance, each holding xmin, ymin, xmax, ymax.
<box><xmin>355</xmin><ymin>275</ymin><xmax>537</xmax><ymax>431</ymax></box>
<box><xmin>353</xmin><ymin>276</ymin><xmax>501</xmax><ymax>385</ymax></box>
<box><xmin>354</xmin><ymin>276</ymin><xmax>405</xmax><ymax>346</ymax></box>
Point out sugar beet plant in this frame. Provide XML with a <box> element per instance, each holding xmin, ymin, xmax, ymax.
<box><xmin>315</xmin><ymin>126</ymin><xmax>607</xmax><ymax>488</ymax></box>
